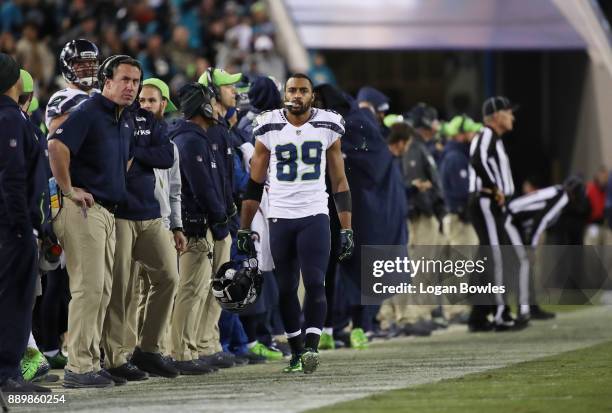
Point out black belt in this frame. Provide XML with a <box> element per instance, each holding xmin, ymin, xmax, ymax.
<box><xmin>96</xmin><ymin>200</ymin><xmax>119</xmax><ymax>215</ymax></box>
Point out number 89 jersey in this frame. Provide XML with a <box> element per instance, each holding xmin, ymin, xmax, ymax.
<box><xmin>254</xmin><ymin>108</ymin><xmax>345</xmax><ymax>219</ymax></box>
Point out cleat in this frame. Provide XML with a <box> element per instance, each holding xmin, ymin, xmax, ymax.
<box><xmin>282</xmin><ymin>354</ymin><xmax>303</xmax><ymax>373</ymax></box>
<box><xmin>46</xmin><ymin>350</ymin><xmax>68</xmax><ymax>369</ymax></box>
<box><xmin>318</xmin><ymin>332</ymin><xmax>336</xmax><ymax>350</ymax></box>
<box><xmin>349</xmin><ymin>328</ymin><xmax>368</xmax><ymax>350</ymax></box>
<box><xmin>21</xmin><ymin>348</ymin><xmax>50</xmax><ymax>382</ymax></box>
<box><xmin>250</xmin><ymin>342</ymin><xmax>284</xmax><ymax>361</ymax></box>
<box><xmin>300</xmin><ymin>349</ymin><xmax>320</xmax><ymax>374</ymax></box>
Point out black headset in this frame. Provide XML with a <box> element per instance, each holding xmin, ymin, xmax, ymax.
<box><xmin>182</xmin><ymin>83</ymin><xmax>215</xmax><ymax>120</ymax></box>
<box><xmin>98</xmin><ymin>54</ymin><xmax>143</xmax><ymax>92</ymax></box>
<box><xmin>204</xmin><ymin>66</ymin><xmax>221</xmax><ymax>99</ymax></box>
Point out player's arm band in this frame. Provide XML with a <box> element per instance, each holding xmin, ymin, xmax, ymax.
<box><xmin>244</xmin><ymin>178</ymin><xmax>264</xmax><ymax>202</ymax></box>
<box><xmin>333</xmin><ymin>190</ymin><xmax>352</xmax><ymax>213</ymax></box>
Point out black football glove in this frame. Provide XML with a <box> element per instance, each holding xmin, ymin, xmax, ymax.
<box><xmin>237</xmin><ymin>229</ymin><xmax>257</xmax><ymax>258</ymax></box>
<box><xmin>338</xmin><ymin>229</ymin><xmax>354</xmax><ymax>261</ymax></box>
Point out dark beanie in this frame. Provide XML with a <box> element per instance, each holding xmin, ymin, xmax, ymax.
<box><xmin>248</xmin><ymin>76</ymin><xmax>281</xmax><ymax>112</ymax></box>
<box><xmin>0</xmin><ymin>53</ymin><xmax>20</xmax><ymax>95</ymax></box>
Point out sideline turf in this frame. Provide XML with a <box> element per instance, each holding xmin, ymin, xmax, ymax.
<box><xmin>309</xmin><ymin>340</ymin><xmax>612</xmax><ymax>413</ymax></box>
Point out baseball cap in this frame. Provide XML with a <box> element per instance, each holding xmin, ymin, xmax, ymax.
<box><xmin>482</xmin><ymin>96</ymin><xmax>518</xmax><ymax>117</ymax></box>
<box><xmin>356</xmin><ymin>86</ymin><xmax>390</xmax><ymax>113</ymax></box>
<box><xmin>383</xmin><ymin>114</ymin><xmax>404</xmax><ymax>128</ymax></box>
<box><xmin>20</xmin><ymin>69</ymin><xmax>38</xmax><ymax>113</ymax></box>
<box><xmin>443</xmin><ymin>115</ymin><xmax>483</xmax><ymax>136</ymax></box>
<box><xmin>20</xmin><ymin>69</ymin><xmax>34</xmax><ymax>93</ymax></box>
<box><xmin>142</xmin><ymin>78</ymin><xmax>177</xmax><ymax>113</ymax></box>
<box><xmin>405</xmin><ymin>103</ymin><xmax>438</xmax><ymax>130</ymax></box>
<box><xmin>0</xmin><ymin>53</ymin><xmax>21</xmax><ymax>95</ymax></box>
<box><xmin>198</xmin><ymin>68</ymin><xmax>242</xmax><ymax>88</ymax></box>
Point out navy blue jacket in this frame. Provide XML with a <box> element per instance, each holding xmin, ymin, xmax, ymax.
<box><xmin>115</xmin><ymin>108</ymin><xmax>174</xmax><ymax>220</ymax></box>
<box><xmin>322</xmin><ymin>91</ymin><xmax>407</xmax><ymax>305</ymax></box>
<box><xmin>439</xmin><ymin>140</ymin><xmax>471</xmax><ymax>215</ymax></box>
<box><xmin>171</xmin><ymin>119</ymin><xmax>228</xmax><ymax>240</ymax></box>
<box><xmin>49</xmin><ymin>93</ymin><xmax>134</xmax><ymax>206</ymax></box>
<box><xmin>207</xmin><ymin>118</ymin><xmax>238</xmax><ymax>216</ymax></box>
<box><xmin>0</xmin><ymin>96</ymin><xmax>47</xmax><ymax>236</ymax></box>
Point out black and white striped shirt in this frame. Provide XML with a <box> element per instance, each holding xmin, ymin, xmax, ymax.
<box><xmin>469</xmin><ymin>126</ymin><xmax>515</xmax><ymax>196</ymax></box>
<box><xmin>507</xmin><ymin>185</ymin><xmax>568</xmax><ymax>246</ymax></box>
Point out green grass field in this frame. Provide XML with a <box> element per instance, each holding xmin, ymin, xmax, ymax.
<box><xmin>308</xmin><ymin>340</ymin><xmax>612</xmax><ymax>413</ymax></box>
<box><xmin>12</xmin><ymin>305</ymin><xmax>612</xmax><ymax>413</ymax></box>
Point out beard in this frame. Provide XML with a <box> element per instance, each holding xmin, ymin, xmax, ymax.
<box><xmin>288</xmin><ymin>102</ymin><xmax>311</xmax><ymax>116</ymax></box>
<box><xmin>155</xmin><ymin>106</ymin><xmax>164</xmax><ymax>119</ymax></box>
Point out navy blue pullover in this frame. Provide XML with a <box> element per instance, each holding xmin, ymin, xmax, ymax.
<box><xmin>439</xmin><ymin>140</ymin><xmax>471</xmax><ymax>215</ymax></box>
<box><xmin>207</xmin><ymin>118</ymin><xmax>238</xmax><ymax>217</ymax></box>
<box><xmin>0</xmin><ymin>95</ymin><xmax>47</xmax><ymax>236</ymax></box>
<box><xmin>171</xmin><ymin>119</ymin><xmax>228</xmax><ymax>240</ymax></box>
<box><xmin>115</xmin><ymin>108</ymin><xmax>174</xmax><ymax>220</ymax></box>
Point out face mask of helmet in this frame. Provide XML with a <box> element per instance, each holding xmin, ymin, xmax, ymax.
<box><xmin>60</xmin><ymin>39</ymin><xmax>100</xmax><ymax>90</ymax></box>
<box><xmin>71</xmin><ymin>58</ymin><xmax>99</xmax><ymax>88</ymax></box>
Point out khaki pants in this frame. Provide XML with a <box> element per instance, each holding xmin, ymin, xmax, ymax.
<box><xmin>378</xmin><ymin>215</ymin><xmax>445</xmax><ymax>326</ymax></box>
<box><xmin>195</xmin><ymin>234</ymin><xmax>231</xmax><ymax>357</ymax></box>
<box><xmin>137</xmin><ymin>237</ymin><xmax>175</xmax><ymax>356</ymax></box>
<box><xmin>171</xmin><ymin>231</ymin><xmax>214</xmax><ymax>361</ymax></box>
<box><xmin>442</xmin><ymin>213</ymin><xmax>478</xmax><ymax>317</ymax></box>
<box><xmin>102</xmin><ymin>218</ymin><xmax>178</xmax><ymax>368</ymax></box>
<box><xmin>122</xmin><ymin>259</ymin><xmax>141</xmax><ymax>356</ymax></box>
<box><xmin>53</xmin><ymin>200</ymin><xmax>115</xmax><ymax>373</ymax></box>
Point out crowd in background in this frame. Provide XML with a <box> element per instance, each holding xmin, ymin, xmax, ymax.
<box><xmin>0</xmin><ymin>0</ymin><xmax>287</xmax><ymax>102</ymax></box>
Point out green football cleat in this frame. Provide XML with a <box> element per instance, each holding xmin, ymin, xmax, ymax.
<box><xmin>20</xmin><ymin>348</ymin><xmax>50</xmax><ymax>382</ymax></box>
<box><xmin>318</xmin><ymin>332</ymin><xmax>335</xmax><ymax>350</ymax></box>
<box><xmin>282</xmin><ymin>354</ymin><xmax>303</xmax><ymax>373</ymax></box>
<box><xmin>300</xmin><ymin>349</ymin><xmax>320</xmax><ymax>374</ymax></box>
<box><xmin>250</xmin><ymin>342</ymin><xmax>284</xmax><ymax>361</ymax></box>
<box><xmin>46</xmin><ymin>350</ymin><xmax>68</xmax><ymax>369</ymax></box>
<box><xmin>350</xmin><ymin>328</ymin><xmax>369</xmax><ymax>350</ymax></box>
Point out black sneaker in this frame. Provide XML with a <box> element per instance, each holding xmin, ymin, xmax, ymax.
<box><xmin>530</xmin><ymin>305</ymin><xmax>556</xmax><ymax>320</ymax></box>
<box><xmin>106</xmin><ymin>362</ymin><xmax>149</xmax><ymax>381</ymax></box>
<box><xmin>431</xmin><ymin>308</ymin><xmax>449</xmax><ymax>329</ymax></box>
<box><xmin>494</xmin><ymin>308</ymin><xmax>516</xmax><ymax>332</ymax></box>
<box><xmin>173</xmin><ymin>360</ymin><xmax>216</xmax><ymax>375</ymax></box>
<box><xmin>34</xmin><ymin>373</ymin><xmax>60</xmax><ymax>383</ymax></box>
<box><xmin>514</xmin><ymin>314</ymin><xmax>530</xmax><ymax>329</ymax></box>
<box><xmin>63</xmin><ymin>370</ymin><xmax>114</xmax><ymax>389</ymax></box>
<box><xmin>131</xmin><ymin>347</ymin><xmax>179</xmax><ymax>378</ymax></box>
<box><xmin>468</xmin><ymin>320</ymin><xmax>494</xmax><ymax>332</ymax></box>
<box><xmin>98</xmin><ymin>369</ymin><xmax>127</xmax><ymax>386</ymax></box>
<box><xmin>1</xmin><ymin>377</ymin><xmax>52</xmax><ymax>393</ymax></box>
<box><xmin>233</xmin><ymin>355</ymin><xmax>250</xmax><ymax>366</ymax></box>
<box><xmin>237</xmin><ymin>353</ymin><xmax>267</xmax><ymax>365</ymax></box>
<box><xmin>199</xmin><ymin>352</ymin><xmax>235</xmax><ymax>369</ymax></box>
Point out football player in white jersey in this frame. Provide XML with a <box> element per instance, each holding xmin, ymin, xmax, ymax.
<box><xmin>45</xmin><ymin>39</ymin><xmax>99</xmax><ymax>135</ymax></box>
<box><xmin>238</xmin><ymin>73</ymin><xmax>354</xmax><ymax>374</ymax></box>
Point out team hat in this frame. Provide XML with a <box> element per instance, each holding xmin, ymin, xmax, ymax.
<box><xmin>0</xmin><ymin>53</ymin><xmax>20</xmax><ymax>94</ymax></box>
<box><xmin>198</xmin><ymin>68</ymin><xmax>242</xmax><ymax>87</ymax></box>
<box><xmin>142</xmin><ymin>78</ymin><xmax>177</xmax><ymax>113</ymax></box>
<box><xmin>482</xmin><ymin>96</ymin><xmax>519</xmax><ymax>118</ymax></box>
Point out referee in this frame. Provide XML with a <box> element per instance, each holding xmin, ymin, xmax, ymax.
<box><xmin>468</xmin><ymin>96</ymin><xmax>523</xmax><ymax>332</ymax></box>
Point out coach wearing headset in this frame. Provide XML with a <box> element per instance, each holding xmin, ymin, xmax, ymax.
<box><xmin>169</xmin><ymin>82</ymin><xmax>226</xmax><ymax>374</ymax></box>
<box><xmin>195</xmin><ymin>68</ymin><xmax>243</xmax><ymax>365</ymax></box>
<box><xmin>48</xmin><ymin>55</ymin><xmax>141</xmax><ymax>389</ymax></box>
